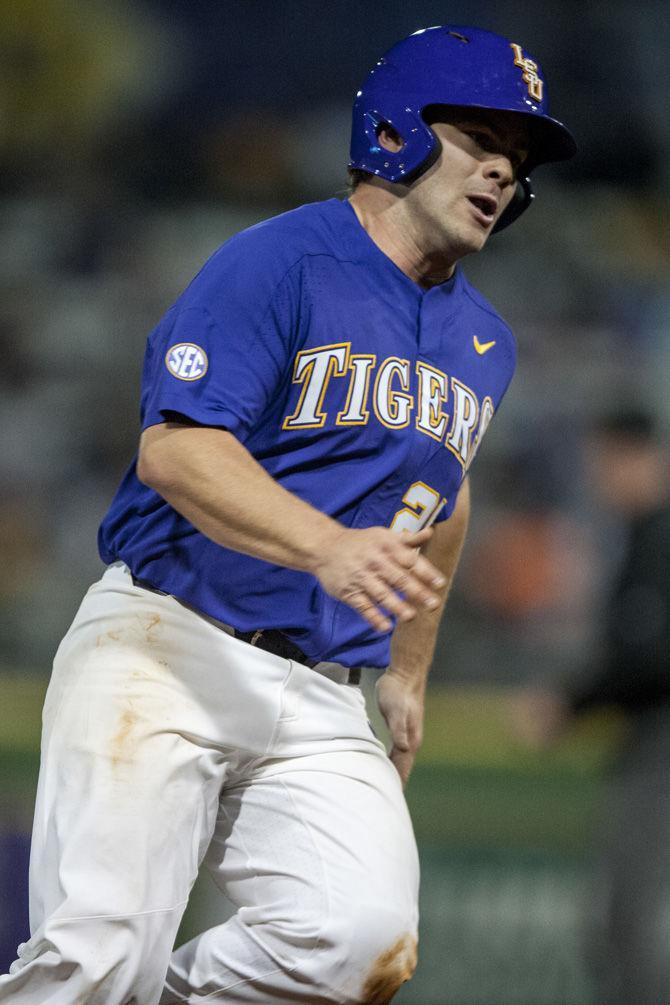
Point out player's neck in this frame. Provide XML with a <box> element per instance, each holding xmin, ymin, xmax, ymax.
<box><xmin>348</xmin><ymin>189</ymin><xmax>456</xmax><ymax>289</ymax></box>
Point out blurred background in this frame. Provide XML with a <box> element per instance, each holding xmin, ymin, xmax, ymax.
<box><xmin>1</xmin><ymin>1</ymin><xmax>669</xmax><ymax>1001</ymax></box>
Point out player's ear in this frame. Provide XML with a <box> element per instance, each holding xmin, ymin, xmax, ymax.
<box><xmin>377</xmin><ymin>123</ymin><xmax>404</xmax><ymax>153</ymax></box>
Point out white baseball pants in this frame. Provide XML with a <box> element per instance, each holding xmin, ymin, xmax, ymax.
<box><xmin>0</xmin><ymin>564</ymin><xmax>419</xmax><ymax>1003</ymax></box>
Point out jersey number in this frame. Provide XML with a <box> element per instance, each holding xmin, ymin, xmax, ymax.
<box><xmin>390</xmin><ymin>481</ymin><xmax>446</xmax><ymax>534</ymax></box>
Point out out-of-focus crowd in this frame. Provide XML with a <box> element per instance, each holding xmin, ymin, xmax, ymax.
<box><xmin>2</xmin><ymin>0</ymin><xmax>669</xmax><ymax>683</ymax></box>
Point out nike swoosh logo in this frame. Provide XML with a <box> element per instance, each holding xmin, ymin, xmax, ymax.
<box><xmin>473</xmin><ymin>335</ymin><xmax>496</xmax><ymax>355</ymax></box>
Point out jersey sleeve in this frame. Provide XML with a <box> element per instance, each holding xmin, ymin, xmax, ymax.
<box><xmin>139</xmin><ymin>239</ymin><xmax>301</xmax><ymax>441</ymax></box>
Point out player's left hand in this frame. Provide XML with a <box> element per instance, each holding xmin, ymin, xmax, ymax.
<box><xmin>376</xmin><ymin>669</ymin><xmax>425</xmax><ymax>786</ymax></box>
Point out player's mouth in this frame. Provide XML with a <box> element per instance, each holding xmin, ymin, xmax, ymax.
<box><xmin>466</xmin><ymin>193</ymin><xmax>498</xmax><ymax>227</ymax></box>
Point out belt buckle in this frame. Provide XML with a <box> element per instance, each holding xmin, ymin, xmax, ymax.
<box><xmin>248</xmin><ymin>630</ymin><xmax>264</xmax><ymax>647</ymax></box>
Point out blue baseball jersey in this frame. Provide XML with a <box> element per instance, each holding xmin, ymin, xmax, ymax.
<box><xmin>99</xmin><ymin>198</ymin><xmax>516</xmax><ymax>667</ymax></box>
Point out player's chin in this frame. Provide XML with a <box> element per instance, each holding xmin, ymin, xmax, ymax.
<box><xmin>451</xmin><ymin>223</ymin><xmax>489</xmax><ymax>258</ymax></box>
<box><xmin>470</xmin><ymin>228</ymin><xmax>492</xmax><ymax>252</ymax></box>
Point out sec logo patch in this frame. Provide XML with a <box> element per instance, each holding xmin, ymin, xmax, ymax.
<box><xmin>165</xmin><ymin>343</ymin><xmax>208</xmax><ymax>381</ymax></box>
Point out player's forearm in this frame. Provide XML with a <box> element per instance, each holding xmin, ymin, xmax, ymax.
<box><xmin>138</xmin><ymin>422</ymin><xmax>341</xmax><ymax>573</ymax></box>
<box><xmin>139</xmin><ymin>422</ymin><xmax>447</xmax><ymax>635</ymax></box>
<box><xmin>390</xmin><ymin>601</ymin><xmax>448</xmax><ymax>690</ymax></box>
<box><xmin>390</xmin><ymin>480</ymin><xmax>470</xmax><ymax>687</ymax></box>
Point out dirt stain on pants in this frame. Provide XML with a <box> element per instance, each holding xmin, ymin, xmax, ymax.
<box><xmin>361</xmin><ymin>933</ymin><xmax>418</xmax><ymax>1004</ymax></box>
<box><xmin>110</xmin><ymin>704</ymin><xmax>138</xmax><ymax>769</ymax></box>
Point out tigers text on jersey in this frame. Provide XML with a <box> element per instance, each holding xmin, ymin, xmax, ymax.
<box><xmin>99</xmin><ymin>198</ymin><xmax>516</xmax><ymax>667</ymax></box>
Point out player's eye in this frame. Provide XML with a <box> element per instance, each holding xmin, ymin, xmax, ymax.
<box><xmin>464</xmin><ymin>129</ymin><xmax>490</xmax><ymax>147</ymax></box>
<box><xmin>465</xmin><ymin>129</ymin><xmax>508</xmax><ymax>159</ymax></box>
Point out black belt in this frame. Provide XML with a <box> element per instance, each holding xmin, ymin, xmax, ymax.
<box><xmin>234</xmin><ymin>627</ymin><xmax>320</xmax><ymax>667</ymax></box>
<box><xmin>233</xmin><ymin>628</ymin><xmax>361</xmax><ymax>685</ymax></box>
<box><xmin>131</xmin><ymin>574</ymin><xmax>361</xmax><ymax>685</ymax></box>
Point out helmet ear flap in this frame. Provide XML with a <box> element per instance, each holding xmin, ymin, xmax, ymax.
<box><xmin>351</xmin><ymin>104</ymin><xmax>437</xmax><ymax>183</ymax></box>
<box><xmin>492</xmin><ymin>175</ymin><xmax>534</xmax><ymax>232</ymax></box>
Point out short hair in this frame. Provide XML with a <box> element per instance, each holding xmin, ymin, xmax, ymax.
<box><xmin>346</xmin><ymin>167</ymin><xmax>373</xmax><ymax>193</ymax></box>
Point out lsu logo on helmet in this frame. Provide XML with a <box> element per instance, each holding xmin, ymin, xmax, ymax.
<box><xmin>165</xmin><ymin>343</ymin><xmax>208</xmax><ymax>381</ymax></box>
<box><xmin>510</xmin><ymin>42</ymin><xmax>544</xmax><ymax>102</ymax></box>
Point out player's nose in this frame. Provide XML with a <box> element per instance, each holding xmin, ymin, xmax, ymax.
<box><xmin>483</xmin><ymin>154</ymin><xmax>515</xmax><ymax>188</ymax></box>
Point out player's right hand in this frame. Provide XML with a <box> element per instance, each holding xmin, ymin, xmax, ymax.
<box><xmin>311</xmin><ymin>526</ymin><xmax>446</xmax><ymax>633</ymax></box>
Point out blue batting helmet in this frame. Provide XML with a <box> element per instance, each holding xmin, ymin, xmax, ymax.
<box><xmin>349</xmin><ymin>25</ymin><xmax>576</xmax><ymax>231</ymax></box>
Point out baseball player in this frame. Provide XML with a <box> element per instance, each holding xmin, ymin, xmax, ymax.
<box><xmin>1</xmin><ymin>25</ymin><xmax>575</xmax><ymax>1005</ymax></box>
